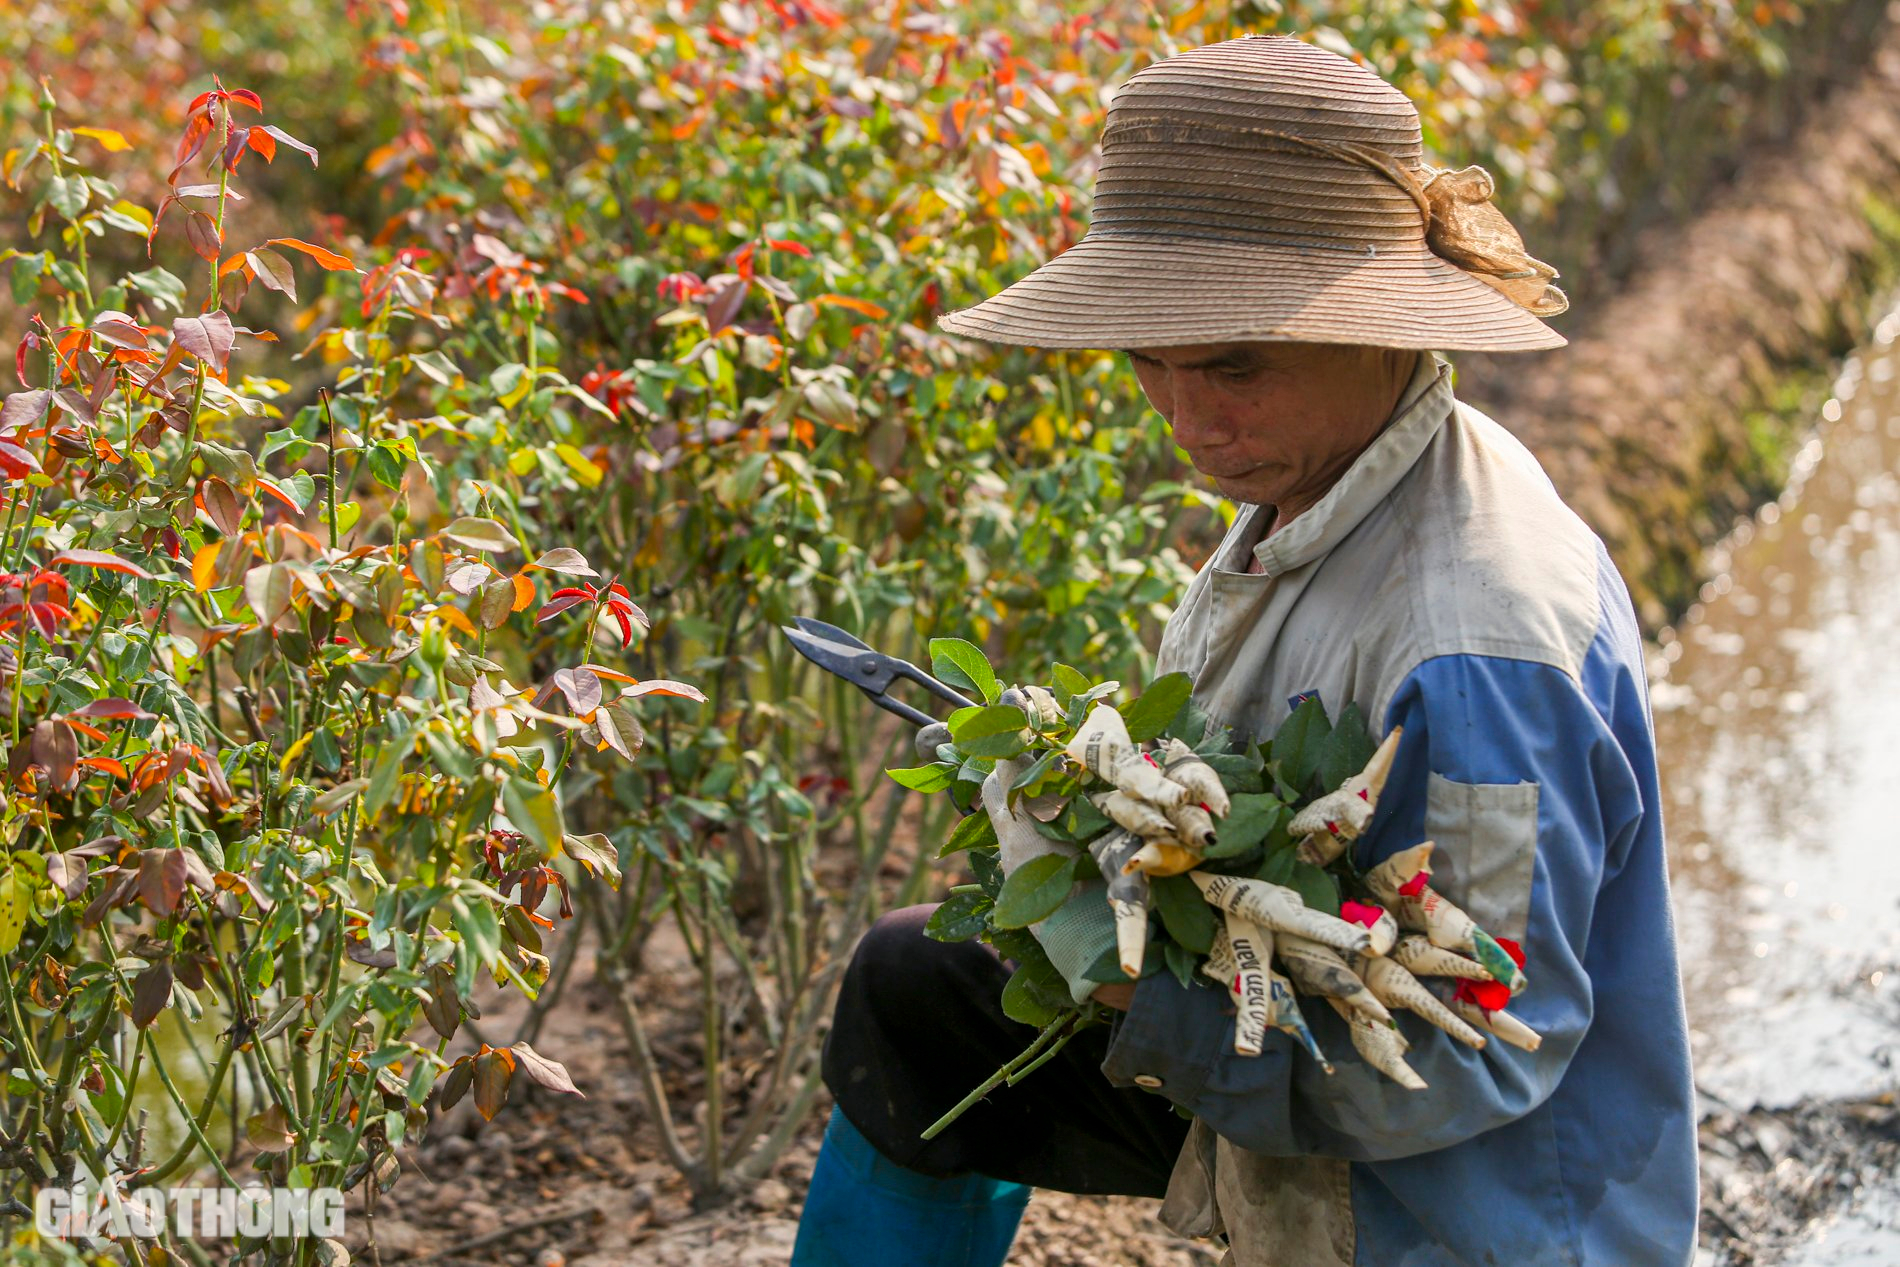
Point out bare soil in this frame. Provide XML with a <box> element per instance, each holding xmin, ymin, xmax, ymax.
<box><xmin>329</xmin><ymin>956</ymin><xmax>1215</xmax><ymax>1267</ymax></box>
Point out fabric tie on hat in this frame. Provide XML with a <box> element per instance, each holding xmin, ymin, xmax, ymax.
<box><xmin>1201</xmin><ymin>126</ymin><xmax>1570</xmax><ymax>319</ymax></box>
<box><xmin>1414</xmin><ymin>165</ymin><xmax>1568</xmax><ymax>317</ymax></box>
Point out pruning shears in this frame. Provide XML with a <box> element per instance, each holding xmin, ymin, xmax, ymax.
<box><xmin>779</xmin><ymin>617</ymin><xmax>978</xmax><ymax>730</ymax></box>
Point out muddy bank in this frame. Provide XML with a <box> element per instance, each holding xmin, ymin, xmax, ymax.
<box><xmin>1457</xmin><ymin>14</ymin><xmax>1900</xmax><ymax>628</ymax></box>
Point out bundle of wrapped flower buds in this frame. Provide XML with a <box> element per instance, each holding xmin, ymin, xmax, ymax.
<box><xmin>897</xmin><ymin>648</ymin><xmax>1538</xmax><ymax>1116</ymax></box>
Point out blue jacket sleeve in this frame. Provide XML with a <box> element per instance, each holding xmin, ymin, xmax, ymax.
<box><xmin>1100</xmin><ymin>651</ymin><xmax>1648</xmax><ymax>1161</ymax></box>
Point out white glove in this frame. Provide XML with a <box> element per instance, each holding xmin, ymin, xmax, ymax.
<box><xmin>981</xmin><ymin>756</ymin><xmax>1077</xmax><ymax>876</ymax></box>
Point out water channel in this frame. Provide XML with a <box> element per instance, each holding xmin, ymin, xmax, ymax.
<box><xmin>1655</xmin><ymin>301</ymin><xmax>1900</xmax><ymax>1262</ymax></box>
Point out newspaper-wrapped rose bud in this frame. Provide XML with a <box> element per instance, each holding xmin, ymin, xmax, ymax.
<box><xmin>1065</xmin><ymin>704</ymin><xmax>1189</xmax><ymax>807</ymax></box>
<box><xmin>1225</xmin><ymin>912</ymin><xmax>1275</xmax><ymax>1057</ymax></box>
<box><xmin>1089</xmin><ymin>828</ymin><xmax>1151</xmax><ymax>977</ymax></box>
<box><xmin>1268</xmin><ymin>967</ymin><xmax>1332</xmax><ymax>1072</ymax></box>
<box><xmin>1366</xmin><ymin>843</ymin><xmax>1527</xmax><ymax>994</ymax></box>
<box><xmin>1208</xmin><ymin>913</ymin><xmax>1332</xmax><ymax>1069</ymax></box>
<box><xmin>1390</xmin><ymin>934</ymin><xmax>1495</xmax><ymax>982</ymax></box>
<box><xmin>1274</xmin><ymin>933</ymin><xmax>1392</xmax><ymax>1024</ymax></box>
<box><xmin>1350</xmin><ymin>953</ymin><xmax>1487</xmax><ymax>1049</ymax></box>
<box><xmin>1126</xmin><ymin>840</ymin><xmax>1200</xmax><ymax>877</ymax></box>
<box><xmin>1156</xmin><ymin>737</ymin><xmax>1231</xmax><ymax>816</ymax></box>
<box><xmin>1325</xmin><ymin>997</ymin><xmax>1427</xmax><ymax>1090</ymax></box>
<box><xmin>1164</xmin><ymin>800</ymin><xmax>1219</xmax><ymax>851</ymax></box>
<box><xmin>1204</xmin><ymin>921</ymin><xmax>1238</xmax><ymax>987</ymax></box>
<box><xmin>1096</xmin><ymin>790</ymin><xmax>1177</xmax><ymax>840</ymax></box>
<box><xmin>1338</xmin><ymin>899</ymin><xmax>1400</xmax><ymax>959</ymax></box>
<box><xmin>1290</xmin><ymin>727</ymin><xmax>1403</xmax><ymax>865</ymax></box>
<box><xmin>1444</xmin><ymin>992</ymin><xmax>1544</xmax><ymax>1053</ymax></box>
<box><xmin>1191</xmin><ymin>873</ymin><xmax>1379</xmax><ymax>957</ymax></box>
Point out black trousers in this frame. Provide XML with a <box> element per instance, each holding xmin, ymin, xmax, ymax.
<box><xmin>821</xmin><ymin>904</ymin><xmax>1192</xmax><ymax>1198</ymax></box>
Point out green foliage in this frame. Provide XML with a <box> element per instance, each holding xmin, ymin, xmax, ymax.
<box><xmin>991</xmin><ymin>853</ymin><xmax>1074</xmax><ymax>929</ymax></box>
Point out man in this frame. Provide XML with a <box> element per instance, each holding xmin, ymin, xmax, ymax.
<box><xmin>792</xmin><ymin>34</ymin><xmax>1698</xmax><ymax>1267</ymax></box>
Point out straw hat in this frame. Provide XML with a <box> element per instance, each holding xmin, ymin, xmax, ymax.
<box><xmin>938</xmin><ymin>35</ymin><xmax>1568</xmax><ymax>352</ymax></box>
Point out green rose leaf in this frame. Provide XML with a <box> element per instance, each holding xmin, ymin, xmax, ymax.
<box><xmin>1164</xmin><ymin>940</ymin><xmax>1201</xmax><ymax>990</ymax></box>
<box><xmin>1082</xmin><ymin>940</ymin><xmax>1164</xmax><ymax>984</ymax></box>
<box><xmin>1270</xmin><ymin>696</ymin><xmax>1332</xmax><ymax>797</ymax></box>
<box><xmin>925</xmin><ymin>889</ymin><xmax>991</xmax><ymax>942</ymax></box>
<box><xmin>887</xmin><ymin>764</ymin><xmax>955</xmax><ymax>792</ymax></box>
<box><xmin>503</xmin><ymin>777</ymin><xmax>564</xmax><ymax>853</ymax></box>
<box><xmin>1203</xmin><ymin>751</ymin><xmax>1266</xmax><ymax>795</ymax></box>
<box><xmin>1316</xmin><ymin>702</ymin><xmax>1377</xmax><ymax>793</ymax></box>
<box><xmin>1120</xmin><ymin>671</ymin><xmax>1194</xmax><ymax>743</ymax></box>
<box><xmin>1049</xmin><ymin>662</ymin><xmax>1092</xmax><ymax>705</ymax></box>
<box><xmin>1151</xmin><ymin>873</ymin><xmax>1216</xmax><ymax>954</ymax></box>
<box><xmin>1000</xmin><ymin>960</ymin><xmax>1064</xmax><ymax>1027</ymax></box>
<box><xmin>991</xmin><ymin>852</ymin><xmax>1073</xmax><ymax>929</ymax></box>
<box><xmin>939</xmin><ymin>811</ymin><xmax>999</xmax><ymax>858</ymax></box>
<box><xmin>1204</xmin><ymin>792</ymin><xmax>1286</xmax><ymax>859</ymax></box>
<box><xmin>950</xmin><ymin>704</ymin><xmax>1029</xmax><ymax>759</ymax></box>
<box><xmin>928</xmin><ymin>637</ymin><xmax>999</xmax><ymax>704</ymax></box>
<box><xmin>1287</xmin><ymin>860</ymin><xmax>1340</xmax><ymax>915</ymax></box>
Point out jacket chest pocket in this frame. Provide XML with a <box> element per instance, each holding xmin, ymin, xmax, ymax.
<box><xmin>1422</xmin><ymin>773</ymin><xmax>1540</xmax><ymax>944</ymax></box>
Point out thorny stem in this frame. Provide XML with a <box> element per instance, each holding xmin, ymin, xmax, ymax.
<box><xmin>919</xmin><ymin>1013</ymin><xmax>1080</xmax><ymax>1141</ymax></box>
<box><xmin>39</xmin><ymin>80</ymin><xmax>93</xmax><ymax>315</ymax></box>
<box><xmin>322</xmin><ymin>389</ymin><xmax>341</xmax><ymax>550</ymax></box>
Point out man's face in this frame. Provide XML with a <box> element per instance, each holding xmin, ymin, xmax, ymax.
<box><xmin>1125</xmin><ymin>341</ymin><xmax>1420</xmax><ymax>510</ymax></box>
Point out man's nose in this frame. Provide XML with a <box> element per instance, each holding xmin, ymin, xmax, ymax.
<box><xmin>1167</xmin><ymin>375</ymin><xmax>1234</xmax><ymax>449</ymax></box>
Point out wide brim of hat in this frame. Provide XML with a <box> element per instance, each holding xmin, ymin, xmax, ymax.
<box><xmin>936</xmin><ymin>233</ymin><xmax>1566</xmax><ymax>352</ymax></box>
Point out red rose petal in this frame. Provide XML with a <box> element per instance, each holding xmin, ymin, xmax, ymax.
<box><xmin>1456</xmin><ymin>979</ymin><xmax>1512</xmax><ymax>1013</ymax></box>
<box><xmin>1398</xmin><ymin>870</ymin><xmax>1430</xmax><ymax>898</ymax></box>
<box><xmin>1339</xmin><ymin>900</ymin><xmax>1386</xmax><ymax>930</ymax></box>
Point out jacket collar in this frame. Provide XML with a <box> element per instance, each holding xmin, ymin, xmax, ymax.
<box><xmin>1250</xmin><ymin>351</ymin><xmax>1454</xmax><ymax>578</ymax></box>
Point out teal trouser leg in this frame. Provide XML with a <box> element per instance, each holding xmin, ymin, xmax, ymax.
<box><xmin>791</xmin><ymin>1106</ymin><xmax>1031</xmax><ymax>1267</ymax></box>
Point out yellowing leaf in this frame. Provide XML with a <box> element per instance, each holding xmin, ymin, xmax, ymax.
<box><xmin>0</xmin><ymin>869</ymin><xmax>25</xmax><ymax>954</ymax></box>
<box><xmin>191</xmin><ymin>542</ymin><xmax>221</xmax><ymax>593</ymax></box>
<box><xmin>554</xmin><ymin>443</ymin><xmax>603</xmax><ymax>488</ymax></box>
<box><xmin>434</xmin><ymin>605</ymin><xmax>478</xmax><ymax>637</ymax></box>
<box><xmin>278</xmin><ymin>731</ymin><xmax>314</xmax><ymax>779</ymax></box>
<box><xmin>73</xmin><ymin>127</ymin><xmax>131</xmax><ymax>153</ymax></box>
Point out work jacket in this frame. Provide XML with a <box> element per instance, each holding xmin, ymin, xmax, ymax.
<box><xmin>1097</xmin><ymin>352</ymin><xmax>1699</xmax><ymax>1265</ymax></box>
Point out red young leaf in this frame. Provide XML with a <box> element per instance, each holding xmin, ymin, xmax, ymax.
<box><xmin>510</xmin><ymin>1043</ymin><xmax>583</xmax><ymax>1096</ymax></box>
<box><xmin>220</xmin><ymin>126</ymin><xmax>252</xmax><ymax>172</ymax></box>
<box><xmin>68</xmin><ymin>698</ymin><xmax>157</xmax><ymax>720</ymax></box>
<box><xmin>257</xmin><ymin>126</ymin><xmax>318</xmax><ymax>167</ymax></box>
<box><xmin>0</xmin><ymin>389</ymin><xmax>52</xmax><ymax>431</ymax></box>
<box><xmin>267</xmin><ymin>237</ymin><xmax>353</xmax><ymax>271</ymax></box>
<box><xmin>472</xmin><ymin>1047</ymin><xmax>514</xmax><ymax>1121</ymax></box>
<box><xmin>130</xmin><ymin>961</ymin><xmax>174</xmax><ymax>1028</ymax></box>
<box><xmin>136</xmin><ymin>847</ymin><xmax>190</xmax><ymax>918</ymax></box>
<box><xmin>550</xmin><ymin>667</ymin><xmax>603</xmax><ymax>715</ymax></box>
<box><xmin>226</xmin><ymin>88</ymin><xmax>263</xmax><ymax>111</ymax></box>
<box><xmin>171</xmin><ymin>311</ymin><xmax>236</xmax><ymax>374</ymax></box>
<box><xmin>247</xmin><ymin>129</ymin><xmax>278</xmax><ymax>163</ymax></box>
<box><xmin>621</xmin><ymin>679</ymin><xmax>708</xmax><ymax>703</ymax></box>
<box><xmin>0</xmin><ymin>441</ymin><xmax>40</xmax><ymax>479</ymax></box>
<box><xmin>535</xmin><ymin>593</ymin><xmax>590</xmax><ymax>624</ymax></box>
<box><xmin>48</xmin><ymin>549</ymin><xmax>155</xmax><ymax>579</ymax></box>
<box><xmin>703</xmin><ymin>277</ymin><xmax>748</xmax><ymax>333</ymax></box>
<box><xmin>185</xmin><ymin>210</ymin><xmax>222</xmax><ymax>263</ymax></box>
